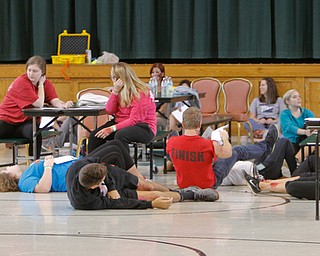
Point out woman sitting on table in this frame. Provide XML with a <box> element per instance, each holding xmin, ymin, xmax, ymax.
<box><xmin>0</xmin><ymin>56</ymin><xmax>73</xmax><ymax>158</ymax></box>
<box><xmin>88</xmin><ymin>62</ymin><xmax>157</xmax><ymax>153</ymax></box>
<box><xmin>280</xmin><ymin>89</ymin><xmax>316</xmax><ymax>161</ymax></box>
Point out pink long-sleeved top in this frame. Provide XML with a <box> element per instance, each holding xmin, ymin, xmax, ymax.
<box><xmin>106</xmin><ymin>91</ymin><xmax>157</xmax><ymax>135</ymax></box>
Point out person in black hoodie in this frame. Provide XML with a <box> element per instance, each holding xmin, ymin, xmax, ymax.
<box><xmin>66</xmin><ymin>140</ymin><xmax>219</xmax><ymax>210</ymax></box>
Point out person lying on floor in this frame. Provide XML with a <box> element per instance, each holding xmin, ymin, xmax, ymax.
<box><xmin>0</xmin><ymin>140</ymin><xmax>169</xmax><ymax>193</ymax></box>
<box><xmin>66</xmin><ymin>155</ymin><xmax>219</xmax><ymax>210</ymax></box>
<box><xmin>0</xmin><ymin>140</ymin><xmax>219</xmax><ymax>210</ymax></box>
<box><xmin>243</xmin><ymin>154</ymin><xmax>320</xmax><ymax>200</ymax></box>
<box><xmin>221</xmin><ymin>137</ymin><xmax>297</xmax><ymax>186</ymax></box>
<box><xmin>166</xmin><ymin>107</ymin><xmax>279</xmax><ymax>190</ymax></box>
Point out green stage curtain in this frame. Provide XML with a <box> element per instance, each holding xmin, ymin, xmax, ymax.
<box><xmin>0</xmin><ymin>0</ymin><xmax>319</xmax><ymax>62</ymax></box>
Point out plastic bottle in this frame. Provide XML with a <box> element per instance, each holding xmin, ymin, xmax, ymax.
<box><xmin>148</xmin><ymin>78</ymin><xmax>157</xmax><ymax>96</ymax></box>
<box><xmin>166</xmin><ymin>77</ymin><xmax>173</xmax><ymax>95</ymax></box>
<box><xmin>161</xmin><ymin>76</ymin><xmax>168</xmax><ymax>96</ymax></box>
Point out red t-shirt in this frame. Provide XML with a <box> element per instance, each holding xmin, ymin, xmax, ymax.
<box><xmin>0</xmin><ymin>74</ymin><xmax>58</xmax><ymax>124</ymax></box>
<box><xmin>167</xmin><ymin>135</ymin><xmax>217</xmax><ymax>189</ymax></box>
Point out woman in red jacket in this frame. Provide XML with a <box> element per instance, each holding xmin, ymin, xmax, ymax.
<box><xmin>88</xmin><ymin>62</ymin><xmax>157</xmax><ymax>154</ymax></box>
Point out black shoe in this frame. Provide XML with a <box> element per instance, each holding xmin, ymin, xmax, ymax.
<box><xmin>264</xmin><ymin>124</ymin><xmax>279</xmax><ymax>154</ymax></box>
<box><xmin>193</xmin><ymin>188</ymin><xmax>219</xmax><ymax>202</ymax></box>
<box><xmin>178</xmin><ymin>186</ymin><xmax>219</xmax><ymax>202</ymax></box>
<box><xmin>251</xmin><ymin>163</ymin><xmax>265</xmax><ymax>181</ymax></box>
<box><xmin>242</xmin><ymin>170</ymin><xmax>261</xmax><ymax>195</ymax></box>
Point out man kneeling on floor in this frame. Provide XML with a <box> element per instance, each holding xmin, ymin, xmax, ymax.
<box><xmin>66</xmin><ymin>150</ymin><xmax>219</xmax><ymax>210</ymax></box>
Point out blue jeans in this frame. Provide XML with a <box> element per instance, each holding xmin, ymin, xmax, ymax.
<box><xmin>243</xmin><ymin>118</ymin><xmax>268</xmax><ymax>132</ymax></box>
<box><xmin>213</xmin><ymin>142</ymin><xmax>269</xmax><ymax>189</ymax></box>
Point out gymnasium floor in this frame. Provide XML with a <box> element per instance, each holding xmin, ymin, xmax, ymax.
<box><xmin>0</xmin><ymin>144</ymin><xmax>320</xmax><ymax>256</ymax></box>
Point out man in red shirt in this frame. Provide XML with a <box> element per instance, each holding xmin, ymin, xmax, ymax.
<box><xmin>167</xmin><ymin>107</ymin><xmax>279</xmax><ymax>190</ymax></box>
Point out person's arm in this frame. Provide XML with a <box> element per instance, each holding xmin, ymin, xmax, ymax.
<box><xmin>151</xmin><ymin>197</ymin><xmax>173</xmax><ymax>209</ymax></box>
<box><xmin>50</xmin><ymin>98</ymin><xmax>74</xmax><ymax>109</ymax></box>
<box><xmin>33</xmin><ymin>156</ymin><xmax>54</xmax><ymax>193</ymax></box>
<box><xmin>32</xmin><ymin>75</ymin><xmax>46</xmax><ymax>108</ymax></box>
<box><xmin>249</xmin><ymin>98</ymin><xmax>260</xmax><ymax>122</ymax></box>
<box><xmin>108</xmin><ymin>190</ymin><xmax>121</xmax><ymax>199</ymax></box>
<box><xmin>213</xmin><ymin>130</ymin><xmax>232</xmax><ymax>158</ymax></box>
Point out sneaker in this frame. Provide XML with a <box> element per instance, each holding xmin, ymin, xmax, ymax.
<box><xmin>242</xmin><ymin>170</ymin><xmax>261</xmax><ymax>195</ymax></box>
<box><xmin>250</xmin><ymin>163</ymin><xmax>265</xmax><ymax>181</ymax></box>
<box><xmin>178</xmin><ymin>186</ymin><xmax>201</xmax><ymax>193</ymax></box>
<box><xmin>264</xmin><ymin>124</ymin><xmax>279</xmax><ymax>154</ymax></box>
<box><xmin>193</xmin><ymin>188</ymin><xmax>219</xmax><ymax>202</ymax></box>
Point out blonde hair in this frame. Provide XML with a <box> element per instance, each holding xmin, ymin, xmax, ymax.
<box><xmin>0</xmin><ymin>172</ymin><xmax>19</xmax><ymax>192</ymax></box>
<box><xmin>182</xmin><ymin>107</ymin><xmax>202</xmax><ymax>129</ymax></box>
<box><xmin>111</xmin><ymin>62</ymin><xmax>149</xmax><ymax>107</ymax></box>
<box><xmin>283</xmin><ymin>89</ymin><xmax>298</xmax><ymax>107</ymax></box>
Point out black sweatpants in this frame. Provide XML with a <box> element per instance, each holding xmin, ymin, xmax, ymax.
<box><xmin>260</xmin><ymin>138</ymin><xmax>297</xmax><ymax>179</ymax></box>
<box><xmin>88</xmin><ymin>120</ymin><xmax>155</xmax><ymax>153</ymax></box>
<box><xmin>0</xmin><ymin>120</ymin><xmax>42</xmax><ymax>158</ymax></box>
<box><xmin>88</xmin><ymin>140</ymin><xmax>135</xmax><ymax>170</ymax></box>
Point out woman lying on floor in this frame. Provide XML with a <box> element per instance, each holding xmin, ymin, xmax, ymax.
<box><xmin>0</xmin><ymin>140</ymin><xmax>169</xmax><ymax>193</ymax></box>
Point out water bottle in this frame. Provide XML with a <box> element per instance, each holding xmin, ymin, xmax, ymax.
<box><xmin>166</xmin><ymin>77</ymin><xmax>173</xmax><ymax>95</ymax></box>
<box><xmin>149</xmin><ymin>78</ymin><xmax>157</xmax><ymax>96</ymax></box>
<box><xmin>161</xmin><ymin>77</ymin><xmax>168</xmax><ymax>96</ymax></box>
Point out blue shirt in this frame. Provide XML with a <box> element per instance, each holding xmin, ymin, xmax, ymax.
<box><xmin>280</xmin><ymin>108</ymin><xmax>315</xmax><ymax>144</ymax></box>
<box><xmin>18</xmin><ymin>160</ymin><xmax>76</xmax><ymax>193</ymax></box>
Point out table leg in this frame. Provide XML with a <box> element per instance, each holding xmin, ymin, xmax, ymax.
<box><xmin>32</xmin><ymin>117</ymin><xmax>37</xmax><ymax>160</ymax></box>
<box><xmin>69</xmin><ymin>118</ymin><xmax>74</xmax><ymax>155</ymax></box>
<box><xmin>316</xmin><ymin>133</ymin><xmax>319</xmax><ymax>220</ymax></box>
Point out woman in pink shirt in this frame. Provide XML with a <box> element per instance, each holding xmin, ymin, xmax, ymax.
<box><xmin>88</xmin><ymin>62</ymin><xmax>157</xmax><ymax>153</ymax></box>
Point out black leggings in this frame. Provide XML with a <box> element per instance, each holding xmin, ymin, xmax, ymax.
<box><xmin>0</xmin><ymin>120</ymin><xmax>42</xmax><ymax>158</ymax></box>
<box><xmin>88</xmin><ymin>120</ymin><xmax>155</xmax><ymax>153</ymax></box>
<box><xmin>88</xmin><ymin>140</ymin><xmax>135</xmax><ymax>170</ymax></box>
<box><xmin>286</xmin><ymin>176</ymin><xmax>317</xmax><ymax>200</ymax></box>
<box><xmin>87</xmin><ymin>140</ymin><xmax>139</xmax><ymax>196</ymax></box>
<box><xmin>285</xmin><ymin>155</ymin><xmax>320</xmax><ymax>200</ymax></box>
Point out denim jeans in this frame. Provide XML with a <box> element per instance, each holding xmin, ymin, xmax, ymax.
<box><xmin>214</xmin><ymin>141</ymin><xmax>269</xmax><ymax>189</ymax></box>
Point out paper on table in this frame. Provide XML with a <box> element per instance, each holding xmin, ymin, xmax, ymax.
<box><xmin>171</xmin><ymin>105</ymin><xmax>189</xmax><ymax>123</ymax></box>
<box><xmin>211</xmin><ymin>125</ymin><xmax>229</xmax><ymax>145</ymax></box>
<box><xmin>305</xmin><ymin>118</ymin><xmax>320</xmax><ymax>121</ymax></box>
<box><xmin>54</xmin><ymin>155</ymin><xmax>77</xmax><ymax>164</ymax></box>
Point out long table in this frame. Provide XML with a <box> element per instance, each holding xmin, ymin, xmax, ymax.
<box><xmin>155</xmin><ymin>92</ymin><xmax>205</xmax><ymax>119</ymax></box>
<box><xmin>23</xmin><ymin>105</ymin><xmax>106</xmax><ymax>159</ymax></box>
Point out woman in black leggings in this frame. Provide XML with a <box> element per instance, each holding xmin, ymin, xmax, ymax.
<box><xmin>89</xmin><ymin>140</ymin><xmax>169</xmax><ymax>192</ymax></box>
<box><xmin>248</xmin><ymin>154</ymin><xmax>319</xmax><ymax>200</ymax></box>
